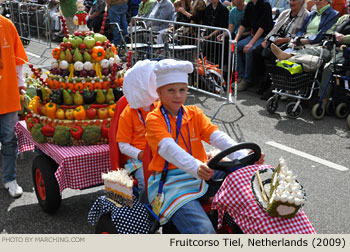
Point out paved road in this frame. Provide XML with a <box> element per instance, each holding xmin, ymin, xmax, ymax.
<box><xmin>0</xmin><ymin>40</ymin><xmax>349</xmax><ymax>234</ymax></box>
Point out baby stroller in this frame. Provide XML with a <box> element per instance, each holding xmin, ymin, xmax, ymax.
<box><xmin>265</xmin><ymin>42</ymin><xmax>330</xmax><ymax>119</ymax></box>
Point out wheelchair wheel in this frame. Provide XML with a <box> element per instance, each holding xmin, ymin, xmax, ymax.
<box><xmin>346</xmin><ymin>114</ymin><xmax>350</xmax><ymax>129</ymax></box>
<box><xmin>266</xmin><ymin>96</ymin><xmax>278</xmax><ymax>114</ymax></box>
<box><xmin>286</xmin><ymin>102</ymin><xmax>303</xmax><ymax>119</ymax></box>
<box><xmin>311</xmin><ymin>103</ymin><xmax>325</xmax><ymax>120</ymax></box>
<box><xmin>335</xmin><ymin>103</ymin><xmax>348</xmax><ymax>119</ymax></box>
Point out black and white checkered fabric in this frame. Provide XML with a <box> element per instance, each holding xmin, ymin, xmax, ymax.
<box><xmin>88</xmin><ymin>196</ymin><xmax>151</xmax><ymax>234</ymax></box>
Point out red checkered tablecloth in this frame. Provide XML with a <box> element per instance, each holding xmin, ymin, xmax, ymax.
<box><xmin>212</xmin><ymin>164</ymin><xmax>316</xmax><ymax>234</ymax></box>
<box><xmin>15</xmin><ymin>121</ymin><xmax>111</xmax><ymax>193</ymax></box>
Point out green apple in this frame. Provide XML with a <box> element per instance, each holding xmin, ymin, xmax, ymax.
<box><xmin>84</xmin><ymin>36</ymin><xmax>96</xmax><ymax>49</ymax></box>
<box><xmin>94</xmin><ymin>33</ymin><xmax>107</xmax><ymax>43</ymax></box>
<box><xmin>70</xmin><ymin>36</ymin><xmax>83</xmax><ymax>49</ymax></box>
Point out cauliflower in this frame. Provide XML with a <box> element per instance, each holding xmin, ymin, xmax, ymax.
<box><xmin>74</xmin><ymin>61</ymin><xmax>84</xmax><ymax>71</ymax></box>
<box><xmin>100</xmin><ymin>59</ymin><xmax>109</xmax><ymax>69</ymax></box>
<box><xmin>60</xmin><ymin>60</ymin><xmax>69</xmax><ymax>70</ymax></box>
<box><xmin>83</xmin><ymin>61</ymin><xmax>93</xmax><ymax>71</ymax></box>
<box><xmin>51</xmin><ymin>59</ymin><xmax>59</xmax><ymax>68</ymax></box>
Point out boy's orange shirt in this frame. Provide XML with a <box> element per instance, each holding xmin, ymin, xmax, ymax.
<box><xmin>0</xmin><ymin>15</ymin><xmax>28</xmax><ymax>115</ymax></box>
<box><xmin>116</xmin><ymin>104</ymin><xmax>151</xmax><ymax>158</ymax></box>
<box><xmin>146</xmin><ymin>105</ymin><xmax>218</xmax><ymax>172</ymax></box>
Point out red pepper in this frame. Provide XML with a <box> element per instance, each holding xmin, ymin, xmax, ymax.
<box><xmin>41</xmin><ymin>124</ymin><xmax>55</xmax><ymax>137</ymax></box>
<box><xmin>90</xmin><ymin>104</ymin><xmax>109</xmax><ymax>109</ymax></box>
<box><xmin>24</xmin><ymin>113</ymin><xmax>33</xmax><ymax>122</ymax></box>
<box><xmin>70</xmin><ymin>125</ymin><xmax>83</xmax><ymax>140</ymax></box>
<box><xmin>60</xmin><ymin>105</ymin><xmax>78</xmax><ymax>109</ymax></box>
<box><xmin>101</xmin><ymin>123</ymin><xmax>110</xmax><ymax>138</ymax></box>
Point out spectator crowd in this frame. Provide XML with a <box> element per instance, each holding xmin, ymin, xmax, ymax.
<box><xmin>52</xmin><ymin>0</ymin><xmax>350</xmax><ymax>100</ymax></box>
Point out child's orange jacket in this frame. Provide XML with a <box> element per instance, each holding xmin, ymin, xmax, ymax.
<box><xmin>146</xmin><ymin>105</ymin><xmax>218</xmax><ymax>172</ymax></box>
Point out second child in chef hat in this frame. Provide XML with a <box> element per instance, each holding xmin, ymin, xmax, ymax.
<box><xmin>144</xmin><ymin>58</ymin><xmax>264</xmax><ymax>233</ymax></box>
<box><xmin>116</xmin><ymin>60</ymin><xmax>159</xmax><ymax>203</ymax></box>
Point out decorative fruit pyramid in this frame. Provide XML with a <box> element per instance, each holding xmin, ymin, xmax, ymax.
<box><xmin>25</xmin><ymin>9</ymin><xmax>132</xmax><ymax>146</ymax></box>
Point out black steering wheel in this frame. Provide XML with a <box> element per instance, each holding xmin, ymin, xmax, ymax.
<box><xmin>206</xmin><ymin>142</ymin><xmax>261</xmax><ymax>185</ymax></box>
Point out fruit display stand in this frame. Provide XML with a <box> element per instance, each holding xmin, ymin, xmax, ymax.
<box><xmin>17</xmin><ymin>9</ymin><xmax>133</xmax><ymax>213</ymax></box>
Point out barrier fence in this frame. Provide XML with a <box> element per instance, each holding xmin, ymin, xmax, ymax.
<box><xmin>128</xmin><ymin>17</ymin><xmax>243</xmax><ymax>121</ymax></box>
<box><xmin>5</xmin><ymin>0</ymin><xmax>53</xmax><ymax>64</ymax></box>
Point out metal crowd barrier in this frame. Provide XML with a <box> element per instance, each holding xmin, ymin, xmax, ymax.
<box><xmin>128</xmin><ymin>17</ymin><xmax>243</xmax><ymax>121</ymax></box>
<box><xmin>6</xmin><ymin>1</ymin><xmax>53</xmax><ymax>50</ymax></box>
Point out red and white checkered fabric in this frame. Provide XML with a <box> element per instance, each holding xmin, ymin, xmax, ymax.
<box><xmin>212</xmin><ymin>164</ymin><xmax>316</xmax><ymax>234</ymax></box>
<box><xmin>15</xmin><ymin>121</ymin><xmax>111</xmax><ymax>193</ymax></box>
<box><xmin>15</xmin><ymin>122</ymin><xmax>35</xmax><ymax>153</ymax></box>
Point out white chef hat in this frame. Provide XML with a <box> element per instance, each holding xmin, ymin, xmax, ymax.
<box><xmin>153</xmin><ymin>59</ymin><xmax>193</xmax><ymax>88</ymax></box>
<box><xmin>122</xmin><ymin>60</ymin><xmax>159</xmax><ymax>109</ymax></box>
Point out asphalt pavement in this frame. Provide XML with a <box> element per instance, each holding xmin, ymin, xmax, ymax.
<box><xmin>0</xmin><ymin>40</ymin><xmax>349</xmax><ymax>234</ymax></box>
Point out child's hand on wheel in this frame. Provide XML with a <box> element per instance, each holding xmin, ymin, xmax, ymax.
<box><xmin>248</xmin><ymin>150</ymin><xmax>265</xmax><ymax>164</ymax></box>
<box><xmin>197</xmin><ymin>164</ymin><xmax>214</xmax><ymax>180</ymax></box>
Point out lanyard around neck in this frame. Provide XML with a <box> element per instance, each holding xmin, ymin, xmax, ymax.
<box><xmin>157</xmin><ymin>106</ymin><xmax>192</xmax><ymax>194</ymax></box>
<box><xmin>160</xmin><ymin>106</ymin><xmax>192</xmax><ymax>155</ymax></box>
<box><xmin>137</xmin><ymin>109</ymin><xmax>146</xmax><ymax>126</ymax></box>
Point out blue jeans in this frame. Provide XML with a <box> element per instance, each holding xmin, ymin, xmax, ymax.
<box><xmin>108</xmin><ymin>3</ymin><xmax>128</xmax><ymax>46</ymax></box>
<box><xmin>237</xmin><ymin>35</ymin><xmax>264</xmax><ymax>83</ymax></box>
<box><xmin>0</xmin><ymin>112</ymin><xmax>18</xmax><ymax>184</ymax></box>
<box><xmin>170</xmin><ymin>170</ymin><xmax>226</xmax><ymax>234</ymax></box>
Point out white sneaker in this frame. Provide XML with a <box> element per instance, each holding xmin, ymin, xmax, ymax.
<box><xmin>4</xmin><ymin>180</ymin><xmax>23</xmax><ymax>198</ymax></box>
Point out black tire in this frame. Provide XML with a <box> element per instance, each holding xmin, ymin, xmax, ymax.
<box><xmin>21</xmin><ymin>38</ymin><xmax>30</xmax><ymax>46</ymax></box>
<box><xmin>286</xmin><ymin>102</ymin><xmax>303</xmax><ymax>119</ymax></box>
<box><xmin>32</xmin><ymin>154</ymin><xmax>61</xmax><ymax>213</ymax></box>
<box><xmin>266</xmin><ymin>96</ymin><xmax>278</xmax><ymax>114</ymax></box>
<box><xmin>311</xmin><ymin>103</ymin><xmax>325</xmax><ymax>120</ymax></box>
<box><xmin>95</xmin><ymin>213</ymin><xmax>117</xmax><ymax>234</ymax></box>
<box><xmin>335</xmin><ymin>103</ymin><xmax>349</xmax><ymax>119</ymax></box>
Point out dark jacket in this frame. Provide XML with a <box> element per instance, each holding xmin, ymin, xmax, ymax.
<box><xmin>296</xmin><ymin>6</ymin><xmax>339</xmax><ymax>44</ymax></box>
<box><xmin>203</xmin><ymin>2</ymin><xmax>229</xmax><ymax>29</ymax></box>
<box><xmin>240</xmin><ymin>0</ymin><xmax>273</xmax><ymax>37</ymax></box>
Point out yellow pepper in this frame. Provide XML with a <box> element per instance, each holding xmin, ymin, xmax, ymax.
<box><xmin>73</xmin><ymin>106</ymin><xmax>86</xmax><ymax>120</ymax></box>
<box><xmin>28</xmin><ymin>96</ymin><xmax>41</xmax><ymax>114</ymax></box>
<box><xmin>45</xmin><ymin>102</ymin><xmax>57</xmax><ymax>119</ymax></box>
<box><xmin>108</xmin><ymin>103</ymin><xmax>116</xmax><ymax>118</ymax></box>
